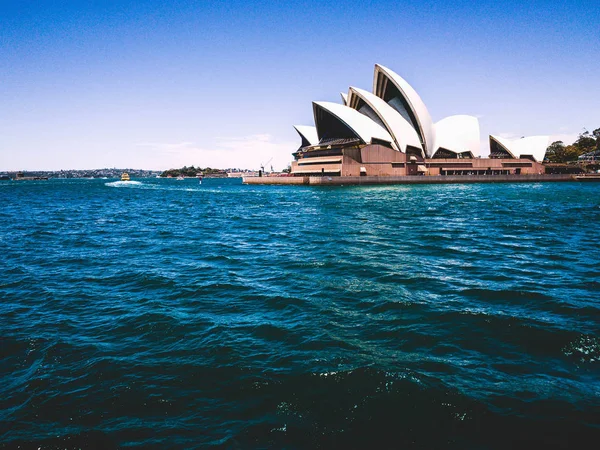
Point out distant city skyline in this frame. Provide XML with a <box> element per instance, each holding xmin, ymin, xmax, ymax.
<box><xmin>1</xmin><ymin>0</ymin><xmax>598</xmax><ymax>171</ymax></box>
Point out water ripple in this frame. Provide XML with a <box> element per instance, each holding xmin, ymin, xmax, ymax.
<box><xmin>0</xmin><ymin>178</ymin><xmax>599</xmax><ymax>448</ymax></box>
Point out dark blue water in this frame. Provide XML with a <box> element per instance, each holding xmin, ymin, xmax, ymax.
<box><xmin>1</xmin><ymin>178</ymin><xmax>599</xmax><ymax>449</ymax></box>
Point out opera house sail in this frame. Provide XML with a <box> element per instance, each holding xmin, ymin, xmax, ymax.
<box><xmin>290</xmin><ymin>64</ymin><xmax>548</xmax><ymax>178</ymax></box>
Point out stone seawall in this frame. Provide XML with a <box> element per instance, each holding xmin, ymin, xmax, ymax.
<box><xmin>243</xmin><ymin>177</ymin><xmax>308</xmax><ymax>185</ymax></box>
<box><xmin>243</xmin><ymin>174</ymin><xmax>575</xmax><ymax>185</ymax></box>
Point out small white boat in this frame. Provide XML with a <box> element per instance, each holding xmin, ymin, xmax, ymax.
<box><xmin>176</xmin><ymin>175</ymin><xmax>184</xmax><ymax>180</ymax></box>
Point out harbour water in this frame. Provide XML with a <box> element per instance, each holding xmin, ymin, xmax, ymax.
<box><xmin>1</xmin><ymin>178</ymin><xmax>599</xmax><ymax>448</ymax></box>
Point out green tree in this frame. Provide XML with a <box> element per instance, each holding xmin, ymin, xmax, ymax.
<box><xmin>593</xmin><ymin>128</ymin><xmax>600</xmax><ymax>151</ymax></box>
<box><xmin>545</xmin><ymin>141</ymin><xmax>582</xmax><ymax>163</ymax></box>
<box><xmin>574</xmin><ymin>130</ymin><xmax>596</xmax><ymax>153</ymax></box>
<box><xmin>563</xmin><ymin>145</ymin><xmax>583</xmax><ymax>162</ymax></box>
<box><xmin>545</xmin><ymin>141</ymin><xmax>564</xmax><ymax>162</ymax></box>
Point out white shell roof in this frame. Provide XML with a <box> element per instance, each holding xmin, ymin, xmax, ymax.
<box><xmin>340</xmin><ymin>92</ymin><xmax>348</xmax><ymax>105</ymax></box>
<box><xmin>489</xmin><ymin>135</ymin><xmax>516</xmax><ymax>158</ymax></box>
<box><xmin>511</xmin><ymin>136</ymin><xmax>550</xmax><ymax>162</ymax></box>
<box><xmin>489</xmin><ymin>135</ymin><xmax>549</xmax><ymax>162</ymax></box>
<box><xmin>293</xmin><ymin>125</ymin><xmax>319</xmax><ymax>146</ymax></box>
<box><xmin>433</xmin><ymin>115</ymin><xmax>481</xmax><ymax>157</ymax></box>
<box><xmin>347</xmin><ymin>86</ymin><xmax>423</xmax><ymax>154</ymax></box>
<box><xmin>313</xmin><ymin>101</ymin><xmax>393</xmax><ymax>145</ymax></box>
<box><xmin>373</xmin><ymin>64</ymin><xmax>435</xmax><ymax>157</ymax></box>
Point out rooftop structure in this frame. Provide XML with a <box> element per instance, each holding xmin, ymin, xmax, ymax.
<box><xmin>293</xmin><ymin>125</ymin><xmax>319</xmax><ymax>147</ymax></box>
<box><xmin>290</xmin><ymin>64</ymin><xmax>549</xmax><ymax>178</ymax></box>
<box><xmin>312</xmin><ymin>101</ymin><xmax>393</xmax><ymax>146</ymax></box>
<box><xmin>489</xmin><ymin>135</ymin><xmax>549</xmax><ymax>162</ymax></box>
<box><xmin>346</xmin><ymin>86</ymin><xmax>422</xmax><ymax>154</ymax></box>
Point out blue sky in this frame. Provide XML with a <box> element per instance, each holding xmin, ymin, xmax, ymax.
<box><xmin>1</xmin><ymin>0</ymin><xmax>598</xmax><ymax>170</ymax></box>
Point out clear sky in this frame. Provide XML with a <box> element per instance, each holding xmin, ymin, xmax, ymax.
<box><xmin>1</xmin><ymin>0</ymin><xmax>598</xmax><ymax>171</ymax></box>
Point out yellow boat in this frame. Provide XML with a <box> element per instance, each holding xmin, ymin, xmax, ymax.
<box><xmin>121</xmin><ymin>172</ymin><xmax>130</xmax><ymax>182</ymax></box>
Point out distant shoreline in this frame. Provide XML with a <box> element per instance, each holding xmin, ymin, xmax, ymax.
<box><xmin>0</xmin><ymin>169</ymin><xmax>161</xmax><ymax>179</ymax></box>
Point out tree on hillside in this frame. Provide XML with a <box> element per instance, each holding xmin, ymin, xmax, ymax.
<box><xmin>545</xmin><ymin>141</ymin><xmax>564</xmax><ymax>162</ymax></box>
<box><xmin>546</xmin><ymin>128</ymin><xmax>599</xmax><ymax>162</ymax></box>
<box><xmin>564</xmin><ymin>145</ymin><xmax>584</xmax><ymax>161</ymax></box>
<box><xmin>545</xmin><ymin>141</ymin><xmax>583</xmax><ymax>163</ymax></box>
<box><xmin>574</xmin><ymin>130</ymin><xmax>596</xmax><ymax>153</ymax></box>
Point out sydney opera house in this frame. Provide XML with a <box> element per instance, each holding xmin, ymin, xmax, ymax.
<box><xmin>290</xmin><ymin>64</ymin><xmax>549</xmax><ymax>178</ymax></box>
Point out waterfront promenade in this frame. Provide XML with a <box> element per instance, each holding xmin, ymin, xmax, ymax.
<box><xmin>244</xmin><ymin>174</ymin><xmax>576</xmax><ymax>185</ymax></box>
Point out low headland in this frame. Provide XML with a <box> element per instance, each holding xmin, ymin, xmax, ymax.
<box><xmin>0</xmin><ymin>169</ymin><xmax>161</xmax><ymax>180</ymax></box>
<box><xmin>159</xmin><ymin>166</ymin><xmax>262</xmax><ymax>178</ymax></box>
<box><xmin>0</xmin><ymin>167</ymin><xmax>255</xmax><ymax>181</ymax></box>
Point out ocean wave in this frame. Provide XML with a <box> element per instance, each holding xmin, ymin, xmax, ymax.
<box><xmin>1</xmin><ymin>179</ymin><xmax>599</xmax><ymax>448</ymax></box>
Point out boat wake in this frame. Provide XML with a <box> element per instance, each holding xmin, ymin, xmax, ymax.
<box><xmin>104</xmin><ymin>181</ymin><xmax>208</xmax><ymax>192</ymax></box>
<box><xmin>105</xmin><ymin>181</ymin><xmax>143</xmax><ymax>188</ymax></box>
